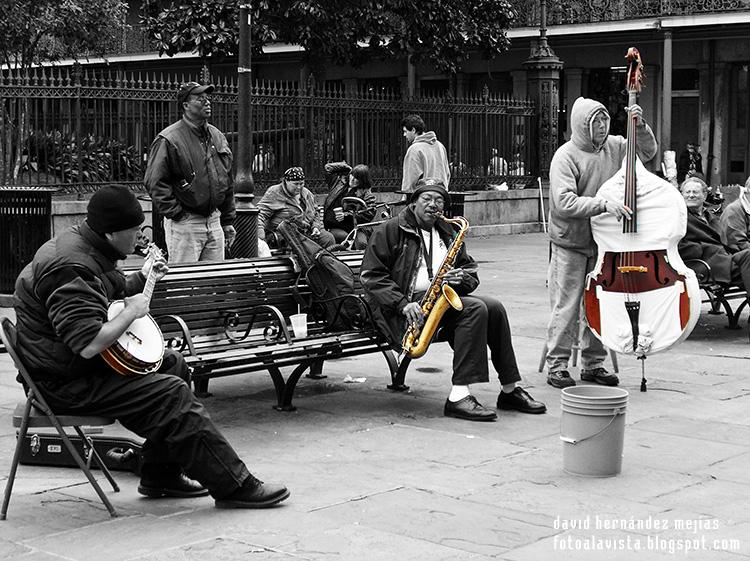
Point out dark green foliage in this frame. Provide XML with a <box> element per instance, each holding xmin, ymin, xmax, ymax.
<box><xmin>27</xmin><ymin>131</ymin><xmax>142</xmax><ymax>183</ymax></box>
<box><xmin>0</xmin><ymin>0</ymin><xmax>129</xmax><ymax>68</ymax></box>
<box><xmin>140</xmin><ymin>0</ymin><xmax>515</xmax><ymax>74</ymax></box>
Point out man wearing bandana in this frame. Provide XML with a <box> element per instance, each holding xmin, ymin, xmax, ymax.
<box><xmin>257</xmin><ymin>167</ymin><xmax>336</xmax><ymax>248</ymax></box>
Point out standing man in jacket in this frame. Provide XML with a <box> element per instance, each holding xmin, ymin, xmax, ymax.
<box><xmin>544</xmin><ymin>97</ymin><xmax>657</xmax><ymax>389</ymax></box>
<box><xmin>361</xmin><ymin>179</ymin><xmax>546</xmax><ymax>422</ymax></box>
<box><xmin>145</xmin><ymin>82</ymin><xmax>236</xmax><ymax>263</ymax></box>
<box><xmin>401</xmin><ymin>114</ymin><xmax>450</xmax><ymax>192</ymax></box>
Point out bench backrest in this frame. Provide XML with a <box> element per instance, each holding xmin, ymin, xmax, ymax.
<box><xmin>150</xmin><ymin>251</ymin><xmax>367</xmax><ymax>339</ymax></box>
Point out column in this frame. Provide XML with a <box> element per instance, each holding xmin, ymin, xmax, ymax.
<box><xmin>523</xmin><ymin>36</ymin><xmax>563</xmax><ymax>179</ymax></box>
<box><xmin>661</xmin><ymin>31</ymin><xmax>673</xmax><ymax>155</ymax></box>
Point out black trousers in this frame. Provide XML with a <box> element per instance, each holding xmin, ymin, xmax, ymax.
<box><xmin>38</xmin><ymin>350</ymin><xmax>249</xmax><ymax>499</ymax></box>
<box><xmin>439</xmin><ymin>294</ymin><xmax>522</xmax><ymax>386</ymax></box>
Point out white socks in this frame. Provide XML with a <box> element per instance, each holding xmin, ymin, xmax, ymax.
<box><xmin>448</xmin><ymin>385</ymin><xmax>471</xmax><ymax>402</ymax></box>
<box><xmin>449</xmin><ymin>383</ymin><xmax>517</xmax><ymax>401</ymax></box>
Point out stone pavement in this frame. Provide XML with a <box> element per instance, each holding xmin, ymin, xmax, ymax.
<box><xmin>1</xmin><ymin>232</ymin><xmax>749</xmax><ymax>561</ymax></box>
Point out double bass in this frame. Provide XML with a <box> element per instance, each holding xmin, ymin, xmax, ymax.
<box><xmin>584</xmin><ymin>47</ymin><xmax>701</xmax><ymax>388</ymax></box>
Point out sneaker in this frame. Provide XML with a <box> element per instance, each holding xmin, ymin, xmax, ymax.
<box><xmin>581</xmin><ymin>367</ymin><xmax>619</xmax><ymax>386</ymax></box>
<box><xmin>547</xmin><ymin>370</ymin><xmax>576</xmax><ymax>389</ymax></box>
<box><xmin>215</xmin><ymin>475</ymin><xmax>290</xmax><ymax>509</ymax></box>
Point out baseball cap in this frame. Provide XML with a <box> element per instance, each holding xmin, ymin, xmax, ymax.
<box><xmin>177</xmin><ymin>82</ymin><xmax>215</xmax><ymax>105</ymax></box>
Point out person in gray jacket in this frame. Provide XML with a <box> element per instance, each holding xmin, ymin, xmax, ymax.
<box><xmin>145</xmin><ymin>82</ymin><xmax>236</xmax><ymax>263</ymax></box>
<box><xmin>401</xmin><ymin>114</ymin><xmax>450</xmax><ymax>192</ymax></box>
<box><xmin>544</xmin><ymin>97</ymin><xmax>657</xmax><ymax>389</ymax></box>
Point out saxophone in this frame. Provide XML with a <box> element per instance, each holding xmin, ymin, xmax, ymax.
<box><xmin>402</xmin><ymin>214</ymin><xmax>470</xmax><ymax>359</ymax></box>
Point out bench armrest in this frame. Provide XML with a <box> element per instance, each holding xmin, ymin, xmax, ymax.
<box><xmin>223</xmin><ymin>304</ymin><xmax>293</xmax><ymax>344</ymax></box>
<box><xmin>684</xmin><ymin>259</ymin><xmax>713</xmax><ymax>285</ymax></box>
<box><xmin>157</xmin><ymin>314</ymin><xmax>198</xmax><ymax>357</ymax></box>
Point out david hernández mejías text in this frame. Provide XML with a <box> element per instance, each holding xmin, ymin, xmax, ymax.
<box><xmin>554</xmin><ymin>515</ymin><xmax>719</xmax><ymax>532</ymax></box>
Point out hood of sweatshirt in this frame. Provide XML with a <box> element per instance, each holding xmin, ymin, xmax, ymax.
<box><xmin>570</xmin><ymin>97</ymin><xmax>610</xmax><ymax>153</ymax></box>
<box><xmin>413</xmin><ymin>131</ymin><xmax>438</xmax><ymax>145</ymax></box>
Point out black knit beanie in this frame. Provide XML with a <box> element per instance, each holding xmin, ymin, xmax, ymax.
<box><xmin>87</xmin><ymin>185</ymin><xmax>145</xmax><ymax>234</ymax></box>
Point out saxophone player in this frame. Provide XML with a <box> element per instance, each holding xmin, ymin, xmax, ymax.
<box><xmin>361</xmin><ymin>179</ymin><xmax>546</xmax><ymax>421</ymax></box>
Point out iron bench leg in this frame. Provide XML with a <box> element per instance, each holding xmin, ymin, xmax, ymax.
<box><xmin>388</xmin><ymin>355</ymin><xmax>411</xmax><ymax>392</ymax></box>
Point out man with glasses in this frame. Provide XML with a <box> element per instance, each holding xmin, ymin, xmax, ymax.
<box><xmin>360</xmin><ymin>178</ymin><xmax>546</xmax><ymax>422</ymax></box>
<box><xmin>145</xmin><ymin>82</ymin><xmax>236</xmax><ymax>263</ymax></box>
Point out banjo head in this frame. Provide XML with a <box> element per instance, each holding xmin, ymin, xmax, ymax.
<box><xmin>108</xmin><ymin>301</ymin><xmax>165</xmax><ymax>364</ymax></box>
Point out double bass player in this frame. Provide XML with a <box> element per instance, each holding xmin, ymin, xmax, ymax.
<box><xmin>360</xmin><ymin>179</ymin><xmax>546</xmax><ymax>422</ymax></box>
<box><xmin>544</xmin><ymin>96</ymin><xmax>658</xmax><ymax>389</ymax></box>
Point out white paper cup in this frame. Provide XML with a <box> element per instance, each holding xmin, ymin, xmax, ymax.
<box><xmin>290</xmin><ymin>313</ymin><xmax>308</xmax><ymax>338</ymax></box>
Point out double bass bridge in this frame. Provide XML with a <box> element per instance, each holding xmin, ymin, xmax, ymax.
<box><xmin>618</xmin><ymin>265</ymin><xmax>648</xmax><ymax>274</ymax></box>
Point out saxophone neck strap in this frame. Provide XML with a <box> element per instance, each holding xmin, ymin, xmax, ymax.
<box><xmin>419</xmin><ymin>227</ymin><xmax>435</xmax><ymax>280</ymax></box>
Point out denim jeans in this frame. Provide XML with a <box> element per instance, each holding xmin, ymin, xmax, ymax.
<box><xmin>545</xmin><ymin>244</ymin><xmax>606</xmax><ymax>372</ymax></box>
<box><xmin>164</xmin><ymin>210</ymin><xmax>225</xmax><ymax>263</ymax></box>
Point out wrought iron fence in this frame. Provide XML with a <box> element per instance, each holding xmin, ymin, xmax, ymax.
<box><xmin>511</xmin><ymin>0</ymin><xmax>750</xmax><ymax>27</ymax></box>
<box><xmin>0</xmin><ymin>67</ymin><xmax>536</xmax><ymax>195</ymax></box>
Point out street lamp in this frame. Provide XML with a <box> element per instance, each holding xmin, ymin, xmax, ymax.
<box><xmin>233</xmin><ymin>2</ymin><xmax>258</xmax><ymax>257</ymax></box>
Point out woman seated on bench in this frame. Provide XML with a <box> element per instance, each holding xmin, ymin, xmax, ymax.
<box><xmin>679</xmin><ymin>175</ymin><xmax>750</xmax><ymax>294</ymax></box>
<box><xmin>323</xmin><ymin>162</ymin><xmax>378</xmax><ymax>249</ymax></box>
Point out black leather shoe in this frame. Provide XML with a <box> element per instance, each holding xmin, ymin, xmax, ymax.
<box><xmin>581</xmin><ymin>367</ymin><xmax>619</xmax><ymax>386</ymax></box>
<box><xmin>497</xmin><ymin>387</ymin><xmax>547</xmax><ymax>414</ymax></box>
<box><xmin>138</xmin><ymin>472</ymin><xmax>209</xmax><ymax>498</ymax></box>
<box><xmin>215</xmin><ymin>476</ymin><xmax>290</xmax><ymax>509</ymax></box>
<box><xmin>443</xmin><ymin>395</ymin><xmax>497</xmax><ymax>422</ymax></box>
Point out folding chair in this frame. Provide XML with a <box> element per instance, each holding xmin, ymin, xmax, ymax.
<box><xmin>0</xmin><ymin>317</ymin><xmax>119</xmax><ymax>520</ymax></box>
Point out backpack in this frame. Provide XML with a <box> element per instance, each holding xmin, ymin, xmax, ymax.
<box><xmin>276</xmin><ymin>220</ymin><xmax>362</xmax><ymax>331</ymax></box>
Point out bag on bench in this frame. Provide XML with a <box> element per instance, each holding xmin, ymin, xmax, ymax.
<box><xmin>277</xmin><ymin>220</ymin><xmax>362</xmax><ymax>331</ymax></box>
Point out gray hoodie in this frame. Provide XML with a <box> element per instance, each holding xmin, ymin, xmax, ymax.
<box><xmin>548</xmin><ymin>97</ymin><xmax>657</xmax><ymax>254</ymax></box>
<box><xmin>401</xmin><ymin>131</ymin><xmax>451</xmax><ymax>191</ymax></box>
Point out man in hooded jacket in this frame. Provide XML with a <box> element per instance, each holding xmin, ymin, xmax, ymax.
<box><xmin>544</xmin><ymin>97</ymin><xmax>657</xmax><ymax>389</ymax></box>
<box><xmin>401</xmin><ymin>114</ymin><xmax>451</xmax><ymax>192</ymax></box>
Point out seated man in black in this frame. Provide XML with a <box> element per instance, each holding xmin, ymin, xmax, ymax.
<box><xmin>360</xmin><ymin>178</ymin><xmax>546</xmax><ymax>422</ymax></box>
<box><xmin>679</xmin><ymin>175</ymin><xmax>750</xmax><ymax>294</ymax></box>
<box><xmin>13</xmin><ymin>184</ymin><xmax>289</xmax><ymax>509</ymax></box>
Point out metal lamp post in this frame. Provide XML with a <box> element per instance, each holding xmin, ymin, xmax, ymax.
<box><xmin>232</xmin><ymin>2</ymin><xmax>259</xmax><ymax>257</ymax></box>
<box><xmin>523</xmin><ymin>0</ymin><xmax>563</xmax><ymax>180</ymax></box>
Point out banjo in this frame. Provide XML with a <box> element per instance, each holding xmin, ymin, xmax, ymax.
<box><xmin>100</xmin><ymin>244</ymin><xmax>165</xmax><ymax>376</ymax></box>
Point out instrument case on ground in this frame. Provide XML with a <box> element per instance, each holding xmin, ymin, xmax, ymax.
<box><xmin>19</xmin><ymin>432</ymin><xmax>144</xmax><ymax>475</ymax></box>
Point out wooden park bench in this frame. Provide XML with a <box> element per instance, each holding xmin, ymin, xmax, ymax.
<box><xmin>148</xmin><ymin>251</ymin><xmax>411</xmax><ymax>411</ymax></box>
<box><xmin>685</xmin><ymin>259</ymin><xmax>749</xmax><ymax>334</ymax></box>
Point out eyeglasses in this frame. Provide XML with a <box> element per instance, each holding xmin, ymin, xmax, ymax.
<box><xmin>190</xmin><ymin>95</ymin><xmax>211</xmax><ymax>105</ymax></box>
<box><xmin>418</xmin><ymin>194</ymin><xmax>445</xmax><ymax>207</ymax></box>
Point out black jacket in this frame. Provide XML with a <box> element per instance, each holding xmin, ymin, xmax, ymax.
<box><xmin>360</xmin><ymin>206</ymin><xmax>478</xmax><ymax>348</ymax></box>
<box><xmin>13</xmin><ymin>222</ymin><xmax>145</xmax><ymax>380</ymax></box>
<box><xmin>679</xmin><ymin>208</ymin><xmax>732</xmax><ymax>284</ymax></box>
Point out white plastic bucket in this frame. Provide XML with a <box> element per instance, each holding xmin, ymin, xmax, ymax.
<box><xmin>560</xmin><ymin>386</ymin><xmax>629</xmax><ymax>477</ymax></box>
